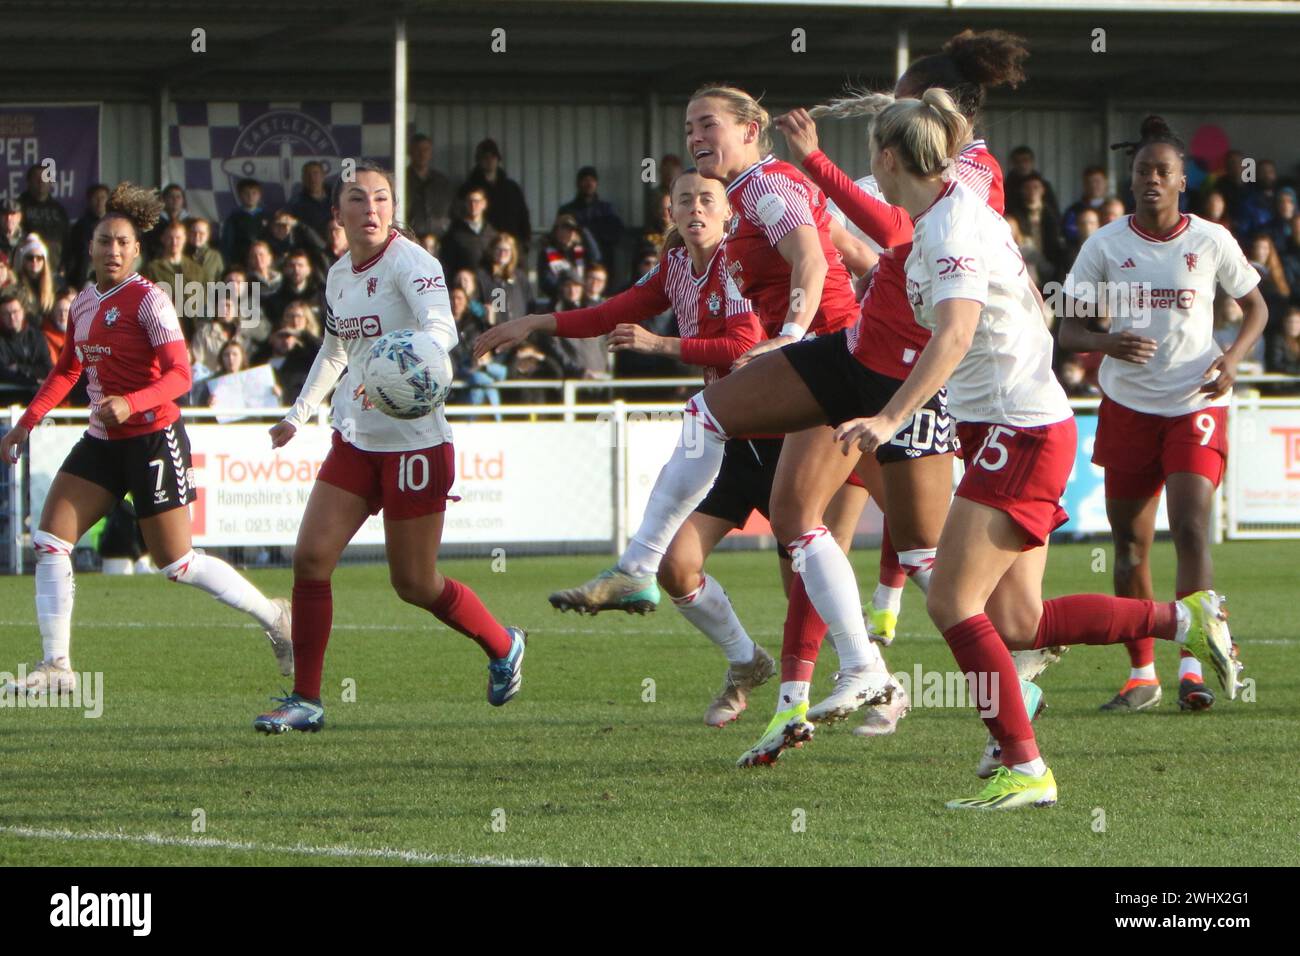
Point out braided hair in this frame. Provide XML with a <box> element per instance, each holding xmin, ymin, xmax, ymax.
<box><xmin>1110</xmin><ymin>115</ymin><xmax>1186</xmax><ymax>162</ymax></box>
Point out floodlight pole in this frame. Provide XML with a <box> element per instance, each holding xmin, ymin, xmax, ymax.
<box><xmin>895</xmin><ymin>23</ymin><xmax>910</xmax><ymax>81</ymax></box>
<box><xmin>394</xmin><ymin>15</ymin><xmax>408</xmax><ymax>216</ymax></box>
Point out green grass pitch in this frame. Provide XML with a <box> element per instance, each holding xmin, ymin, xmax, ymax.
<box><xmin>0</xmin><ymin>541</ymin><xmax>1295</xmax><ymax>866</ymax></box>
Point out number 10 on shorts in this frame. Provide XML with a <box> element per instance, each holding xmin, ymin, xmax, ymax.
<box><xmin>397</xmin><ymin>453</ymin><xmax>429</xmax><ymax>492</ymax></box>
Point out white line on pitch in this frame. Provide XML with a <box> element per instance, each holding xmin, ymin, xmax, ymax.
<box><xmin>0</xmin><ymin>824</ymin><xmax>562</xmax><ymax>867</ymax></box>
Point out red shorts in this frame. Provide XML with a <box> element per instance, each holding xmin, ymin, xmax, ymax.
<box><xmin>316</xmin><ymin>431</ymin><xmax>458</xmax><ymax>519</ymax></box>
<box><xmin>1093</xmin><ymin>398</ymin><xmax>1228</xmax><ymax>500</ymax></box>
<box><xmin>956</xmin><ymin>417</ymin><xmax>1077</xmax><ymax>550</ymax></box>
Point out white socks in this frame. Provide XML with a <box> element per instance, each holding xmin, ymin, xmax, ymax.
<box><xmin>618</xmin><ymin>393</ymin><xmax>728</xmax><ymax>578</ymax></box>
<box><xmin>1130</xmin><ymin>663</ymin><xmax>1157</xmax><ymax>681</ymax></box>
<box><xmin>162</xmin><ymin>550</ymin><xmax>280</xmax><ymax>630</ymax></box>
<box><xmin>898</xmin><ymin>547</ymin><xmax>936</xmax><ymax>595</ymax></box>
<box><xmin>1173</xmin><ymin>601</ymin><xmax>1191</xmax><ymax>642</ymax></box>
<box><xmin>1014</xmin><ymin>757</ymin><xmax>1048</xmax><ymax>777</ymax></box>
<box><xmin>33</xmin><ymin>530</ymin><xmax>74</xmax><ymax>664</ymax></box>
<box><xmin>1178</xmin><ymin>656</ymin><xmax>1203</xmax><ymax>681</ymax></box>
<box><xmin>778</xmin><ymin>680</ymin><xmax>810</xmax><ymax>708</ymax></box>
<box><xmin>872</xmin><ymin>582</ymin><xmax>903</xmax><ymax>613</ymax></box>
<box><xmin>790</xmin><ymin>526</ymin><xmax>885</xmax><ymax>674</ymax></box>
<box><xmin>672</xmin><ymin>574</ymin><xmax>756</xmax><ymax>664</ymax></box>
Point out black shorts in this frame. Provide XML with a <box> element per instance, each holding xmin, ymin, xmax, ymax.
<box><xmin>59</xmin><ymin>422</ymin><xmax>197</xmax><ymax>519</ymax></box>
<box><xmin>783</xmin><ymin>330</ymin><xmax>958</xmax><ymax>464</ymax></box>
<box><xmin>696</xmin><ymin>436</ymin><xmax>783</xmax><ymax>528</ymax></box>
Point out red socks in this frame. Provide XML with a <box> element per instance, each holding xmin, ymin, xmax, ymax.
<box><xmin>1033</xmin><ymin>594</ymin><xmax>1177</xmax><ymax>649</ymax></box>
<box><xmin>943</xmin><ymin>614</ymin><xmax>1039</xmax><ymax>767</ymax></box>
<box><xmin>878</xmin><ymin>520</ymin><xmax>907</xmax><ymax>589</ymax></box>
<box><xmin>428</xmin><ymin>577</ymin><xmax>513</xmax><ymax>659</ymax></box>
<box><xmin>1126</xmin><ymin>637</ymin><xmax>1156</xmax><ymax>668</ymax></box>
<box><xmin>291</xmin><ymin>579</ymin><xmax>333</xmax><ymax>701</ymax></box>
<box><xmin>779</xmin><ymin>574</ymin><xmax>826</xmax><ymax>683</ymax></box>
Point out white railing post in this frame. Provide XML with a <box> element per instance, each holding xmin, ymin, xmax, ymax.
<box><xmin>612</xmin><ymin>399</ymin><xmax>628</xmax><ymax>555</ymax></box>
<box><xmin>8</xmin><ymin>406</ymin><xmax>23</xmax><ymax>574</ymax></box>
<box><xmin>563</xmin><ymin>380</ymin><xmax>578</xmax><ymax>423</ymax></box>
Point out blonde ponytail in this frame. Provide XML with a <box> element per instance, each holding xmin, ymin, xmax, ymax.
<box><xmin>808</xmin><ymin>87</ymin><xmax>896</xmax><ymax>121</ymax></box>
<box><xmin>871</xmin><ymin>88</ymin><xmax>970</xmax><ymax>179</ymax></box>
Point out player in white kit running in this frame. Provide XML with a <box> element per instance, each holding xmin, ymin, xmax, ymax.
<box><xmin>252</xmin><ymin>162</ymin><xmax>526</xmax><ymax>734</ymax></box>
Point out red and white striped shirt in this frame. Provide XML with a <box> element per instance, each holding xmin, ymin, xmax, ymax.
<box><xmin>722</xmin><ymin>156</ymin><xmax>859</xmax><ymax>337</ymax></box>
<box><xmin>20</xmin><ymin>273</ymin><xmax>190</xmax><ymax>440</ymax></box>
<box><xmin>554</xmin><ymin>244</ymin><xmax>762</xmax><ymax>383</ymax></box>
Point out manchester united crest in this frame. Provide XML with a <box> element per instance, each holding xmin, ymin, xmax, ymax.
<box><xmin>1184</xmin><ymin>252</ymin><xmax>1199</xmax><ymax>272</ymax></box>
<box><xmin>367</xmin><ymin>277</ymin><xmax>379</xmax><ymax>297</ymax></box>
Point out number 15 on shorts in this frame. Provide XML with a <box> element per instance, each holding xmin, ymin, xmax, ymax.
<box><xmin>973</xmin><ymin>425</ymin><xmax>1015</xmax><ymax>472</ymax></box>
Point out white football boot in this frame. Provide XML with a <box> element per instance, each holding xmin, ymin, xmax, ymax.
<box><xmin>704</xmin><ymin>645</ymin><xmax>776</xmax><ymax>727</ymax></box>
<box><xmin>852</xmin><ymin>675</ymin><xmax>911</xmax><ymax>737</ymax></box>
<box><xmin>3</xmin><ymin>657</ymin><xmax>77</xmax><ymax>697</ymax></box>
<box><xmin>1012</xmin><ymin>644</ymin><xmax>1068</xmax><ymax>683</ymax></box>
<box><xmin>807</xmin><ymin>666</ymin><xmax>893</xmax><ymax>724</ymax></box>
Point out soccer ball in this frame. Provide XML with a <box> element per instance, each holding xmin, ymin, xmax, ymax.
<box><xmin>362</xmin><ymin>329</ymin><xmax>453</xmax><ymax>420</ymax></box>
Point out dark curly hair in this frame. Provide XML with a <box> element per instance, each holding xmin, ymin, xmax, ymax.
<box><xmin>813</xmin><ymin>29</ymin><xmax>1028</xmax><ymax>126</ymax></box>
<box><xmin>102</xmin><ymin>182</ymin><xmax>164</xmax><ymax>239</ymax></box>
<box><xmin>900</xmin><ymin>29</ymin><xmax>1029</xmax><ymax>122</ymax></box>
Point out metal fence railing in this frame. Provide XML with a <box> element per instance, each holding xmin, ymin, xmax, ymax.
<box><xmin>5</xmin><ymin>376</ymin><xmax>1300</xmax><ymax>572</ymax></box>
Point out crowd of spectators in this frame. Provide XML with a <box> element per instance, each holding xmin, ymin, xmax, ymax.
<box><xmin>4</xmin><ymin>135</ymin><xmax>1299</xmax><ymax>418</ymax></box>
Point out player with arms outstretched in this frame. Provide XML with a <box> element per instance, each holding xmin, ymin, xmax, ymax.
<box><xmin>251</xmin><ymin>162</ymin><xmax>525</xmax><ymax>734</ymax></box>
<box><xmin>805</xmin><ymin>29</ymin><xmax>1018</xmax><ymax>648</ymax></box>
<box><xmin>1060</xmin><ymin>116</ymin><xmax>1264</xmax><ymax>713</ymax></box>
<box><xmin>0</xmin><ymin>183</ymin><xmax>291</xmax><ymax>695</ymax></box>
<box><xmin>764</xmin><ymin>30</ymin><xmax>1064</xmax><ymax>745</ymax></box>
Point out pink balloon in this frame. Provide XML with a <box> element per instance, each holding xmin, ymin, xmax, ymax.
<box><xmin>1189</xmin><ymin>125</ymin><xmax>1231</xmax><ymax>173</ymax></box>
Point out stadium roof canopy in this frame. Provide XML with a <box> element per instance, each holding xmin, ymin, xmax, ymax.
<box><xmin>4</xmin><ymin>0</ymin><xmax>1300</xmax><ymax>106</ymax></box>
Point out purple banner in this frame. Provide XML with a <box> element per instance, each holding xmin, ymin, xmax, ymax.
<box><xmin>0</xmin><ymin>103</ymin><xmax>102</xmax><ymax>221</ymax></box>
<box><xmin>167</xmin><ymin>101</ymin><xmax>393</xmax><ymax>223</ymax></box>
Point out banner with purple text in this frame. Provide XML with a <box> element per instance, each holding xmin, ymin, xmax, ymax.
<box><xmin>0</xmin><ymin>103</ymin><xmax>101</xmax><ymax>220</ymax></box>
